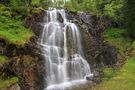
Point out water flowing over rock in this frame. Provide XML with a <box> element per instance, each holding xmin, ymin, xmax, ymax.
<box><xmin>40</xmin><ymin>8</ymin><xmax>92</xmax><ymax>90</ymax></box>
<box><xmin>25</xmin><ymin>6</ymin><xmax>119</xmax><ymax>90</ymax></box>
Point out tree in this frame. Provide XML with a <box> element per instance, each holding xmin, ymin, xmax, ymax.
<box><xmin>0</xmin><ymin>0</ymin><xmax>11</xmax><ymax>5</ymax></box>
<box><xmin>123</xmin><ymin>0</ymin><xmax>135</xmax><ymax>37</ymax></box>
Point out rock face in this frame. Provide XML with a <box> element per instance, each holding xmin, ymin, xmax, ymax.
<box><xmin>2</xmin><ymin>84</ymin><xmax>21</xmax><ymax>90</ymax></box>
<box><xmin>25</xmin><ymin>10</ymin><xmax>118</xmax><ymax>70</ymax></box>
<box><xmin>65</xmin><ymin>11</ymin><xmax>118</xmax><ymax>69</ymax></box>
<box><xmin>0</xmin><ymin>37</ymin><xmax>45</xmax><ymax>90</ymax></box>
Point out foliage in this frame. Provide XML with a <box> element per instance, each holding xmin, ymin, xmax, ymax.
<box><xmin>123</xmin><ymin>0</ymin><xmax>135</xmax><ymax>37</ymax></box>
<box><xmin>102</xmin><ymin>68</ymin><xmax>115</xmax><ymax>80</ymax></box>
<box><xmin>0</xmin><ymin>5</ymin><xmax>33</xmax><ymax>46</ymax></box>
<box><xmin>65</xmin><ymin>0</ymin><xmax>98</xmax><ymax>13</ymax></box>
<box><xmin>103</xmin><ymin>28</ymin><xmax>130</xmax><ymax>53</ymax></box>
<box><xmin>91</xmin><ymin>28</ymin><xmax>135</xmax><ymax>90</ymax></box>
<box><xmin>91</xmin><ymin>57</ymin><xmax>135</xmax><ymax>90</ymax></box>
<box><xmin>0</xmin><ymin>76</ymin><xmax>19</xmax><ymax>89</ymax></box>
<box><xmin>64</xmin><ymin>0</ymin><xmax>124</xmax><ymax>19</ymax></box>
<box><xmin>0</xmin><ymin>55</ymin><xmax>8</xmax><ymax>64</ymax></box>
<box><xmin>103</xmin><ymin>0</ymin><xmax>124</xmax><ymax>21</ymax></box>
<box><xmin>0</xmin><ymin>0</ymin><xmax>10</xmax><ymax>5</ymax></box>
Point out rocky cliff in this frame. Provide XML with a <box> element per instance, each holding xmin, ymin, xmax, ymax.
<box><xmin>0</xmin><ymin>37</ymin><xmax>45</xmax><ymax>90</ymax></box>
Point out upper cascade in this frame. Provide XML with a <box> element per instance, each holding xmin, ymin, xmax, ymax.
<box><xmin>51</xmin><ymin>0</ymin><xmax>69</xmax><ymax>7</ymax></box>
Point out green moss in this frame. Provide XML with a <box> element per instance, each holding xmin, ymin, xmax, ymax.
<box><xmin>0</xmin><ymin>55</ymin><xmax>8</xmax><ymax>64</ymax></box>
<box><xmin>103</xmin><ymin>28</ymin><xmax>130</xmax><ymax>53</ymax></box>
<box><xmin>31</xmin><ymin>7</ymin><xmax>44</xmax><ymax>14</ymax></box>
<box><xmin>91</xmin><ymin>57</ymin><xmax>135</xmax><ymax>90</ymax></box>
<box><xmin>102</xmin><ymin>68</ymin><xmax>115</xmax><ymax>80</ymax></box>
<box><xmin>0</xmin><ymin>5</ymin><xmax>33</xmax><ymax>46</ymax></box>
<box><xmin>32</xmin><ymin>0</ymin><xmax>40</xmax><ymax>5</ymax></box>
<box><xmin>0</xmin><ymin>77</ymin><xmax>19</xmax><ymax>89</ymax></box>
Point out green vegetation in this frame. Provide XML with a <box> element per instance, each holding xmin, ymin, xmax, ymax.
<box><xmin>123</xmin><ymin>0</ymin><xmax>135</xmax><ymax>37</ymax></box>
<box><xmin>102</xmin><ymin>68</ymin><xmax>115</xmax><ymax>80</ymax></box>
<box><xmin>103</xmin><ymin>28</ymin><xmax>130</xmax><ymax>53</ymax></box>
<box><xmin>65</xmin><ymin>0</ymin><xmax>124</xmax><ymax>20</ymax></box>
<box><xmin>0</xmin><ymin>77</ymin><xmax>19</xmax><ymax>89</ymax></box>
<box><xmin>0</xmin><ymin>55</ymin><xmax>8</xmax><ymax>64</ymax></box>
<box><xmin>0</xmin><ymin>0</ymin><xmax>135</xmax><ymax>90</ymax></box>
<box><xmin>91</xmin><ymin>57</ymin><xmax>135</xmax><ymax>90</ymax></box>
<box><xmin>0</xmin><ymin>4</ymin><xmax>33</xmax><ymax>46</ymax></box>
<box><xmin>90</xmin><ymin>28</ymin><xmax>135</xmax><ymax>90</ymax></box>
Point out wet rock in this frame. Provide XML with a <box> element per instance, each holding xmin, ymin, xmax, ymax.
<box><xmin>85</xmin><ymin>74</ymin><xmax>94</xmax><ymax>80</ymax></box>
<box><xmin>25</xmin><ymin>10</ymin><xmax>45</xmax><ymax>36</ymax></box>
<box><xmin>57</xmin><ymin>12</ymin><xmax>64</xmax><ymax>23</ymax></box>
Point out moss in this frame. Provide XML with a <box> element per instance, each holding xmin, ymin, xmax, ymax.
<box><xmin>103</xmin><ymin>28</ymin><xmax>130</xmax><ymax>53</ymax></box>
<box><xmin>0</xmin><ymin>5</ymin><xmax>33</xmax><ymax>46</ymax></box>
<box><xmin>0</xmin><ymin>55</ymin><xmax>8</xmax><ymax>64</ymax></box>
<box><xmin>31</xmin><ymin>7</ymin><xmax>44</xmax><ymax>14</ymax></box>
<box><xmin>102</xmin><ymin>68</ymin><xmax>115</xmax><ymax>81</ymax></box>
<box><xmin>0</xmin><ymin>77</ymin><xmax>19</xmax><ymax>89</ymax></box>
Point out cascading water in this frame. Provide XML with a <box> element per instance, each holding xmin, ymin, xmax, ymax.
<box><xmin>40</xmin><ymin>0</ymin><xmax>93</xmax><ymax>90</ymax></box>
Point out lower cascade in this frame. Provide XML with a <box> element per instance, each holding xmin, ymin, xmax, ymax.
<box><xmin>41</xmin><ymin>8</ymin><xmax>93</xmax><ymax>90</ymax></box>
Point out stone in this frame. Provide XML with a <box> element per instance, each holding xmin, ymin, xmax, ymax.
<box><xmin>2</xmin><ymin>84</ymin><xmax>20</xmax><ymax>90</ymax></box>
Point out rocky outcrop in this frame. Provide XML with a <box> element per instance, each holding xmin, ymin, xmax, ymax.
<box><xmin>0</xmin><ymin>37</ymin><xmax>45</xmax><ymax>90</ymax></box>
<box><xmin>65</xmin><ymin>11</ymin><xmax>118</xmax><ymax>69</ymax></box>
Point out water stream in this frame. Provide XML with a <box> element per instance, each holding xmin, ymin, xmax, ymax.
<box><xmin>40</xmin><ymin>0</ymin><xmax>93</xmax><ymax>90</ymax></box>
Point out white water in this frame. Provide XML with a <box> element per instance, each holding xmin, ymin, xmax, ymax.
<box><xmin>51</xmin><ymin>0</ymin><xmax>69</xmax><ymax>7</ymax></box>
<box><xmin>40</xmin><ymin>0</ymin><xmax>93</xmax><ymax>90</ymax></box>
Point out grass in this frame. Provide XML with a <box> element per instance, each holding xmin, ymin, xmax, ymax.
<box><xmin>91</xmin><ymin>57</ymin><xmax>135</xmax><ymax>90</ymax></box>
<box><xmin>102</xmin><ymin>68</ymin><xmax>116</xmax><ymax>81</ymax></box>
<box><xmin>0</xmin><ymin>77</ymin><xmax>19</xmax><ymax>89</ymax></box>
<box><xmin>0</xmin><ymin>4</ymin><xmax>33</xmax><ymax>46</ymax></box>
<box><xmin>103</xmin><ymin>28</ymin><xmax>130</xmax><ymax>54</ymax></box>
<box><xmin>0</xmin><ymin>55</ymin><xmax>8</xmax><ymax>64</ymax></box>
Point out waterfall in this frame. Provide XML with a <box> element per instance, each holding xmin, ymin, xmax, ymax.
<box><xmin>40</xmin><ymin>0</ymin><xmax>93</xmax><ymax>90</ymax></box>
<box><xmin>51</xmin><ymin>0</ymin><xmax>69</xmax><ymax>7</ymax></box>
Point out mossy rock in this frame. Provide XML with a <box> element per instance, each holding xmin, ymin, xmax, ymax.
<box><xmin>0</xmin><ymin>55</ymin><xmax>8</xmax><ymax>64</ymax></box>
<box><xmin>0</xmin><ymin>15</ymin><xmax>33</xmax><ymax>46</ymax></box>
<box><xmin>0</xmin><ymin>77</ymin><xmax>19</xmax><ymax>89</ymax></box>
<box><xmin>31</xmin><ymin>7</ymin><xmax>44</xmax><ymax>14</ymax></box>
